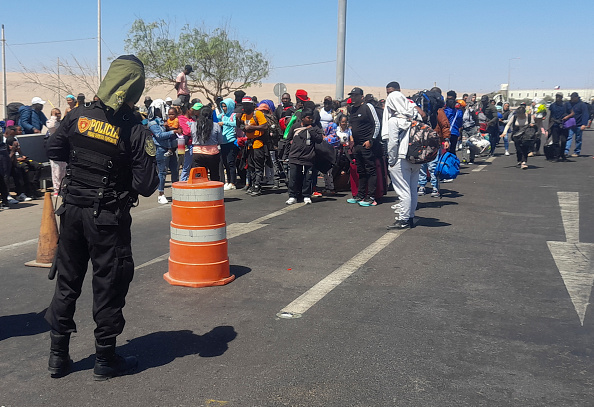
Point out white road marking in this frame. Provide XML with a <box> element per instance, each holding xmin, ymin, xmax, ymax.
<box><xmin>135</xmin><ymin>203</ymin><xmax>306</xmax><ymax>269</ymax></box>
<box><xmin>136</xmin><ymin>253</ymin><xmax>169</xmax><ymax>270</ymax></box>
<box><xmin>0</xmin><ymin>238</ymin><xmax>38</xmax><ymax>252</ymax></box>
<box><xmin>547</xmin><ymin>192</ymin><xmax>594</xmax><ymax>326</ymax></box>
<box><xmin>471</xmin><ymin>156</ymin><xmax>496</xmax><ymax>172</ymax></box>
<box><xmin>279</xmin><ymin>229</ymin><xmax>407</xmax><ymax>317</ymax></box>
<box><xmin>558</xmin><ymin>192</ymin><xmax>580</xmax><ymax>243</ymax></box>
<box><xmin>251</xmin><ymin>203</ymin><xmax>305</xmax><ymax>224</ymax></box>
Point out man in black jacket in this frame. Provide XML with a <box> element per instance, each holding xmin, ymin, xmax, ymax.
<box><xmin>44</xmin><ymin>55</ymin><xmax>159</xmax><ymax>381</ymax></box>
<box><xmin>481</xmin><ymin>95</ymin><xmax>499</xmax><ymax>156</ymax></box>
<box><xmin>346</xmin><ymin>87</ymin><xmax>380</xmax><ymax>207</ymax></box>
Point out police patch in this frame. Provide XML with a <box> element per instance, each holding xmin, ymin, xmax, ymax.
<box><xmin>145</xmin><ymin>135</ymin><xmax>156</xmax><ymax>156</ymax></box>
<box><xmin>77</xmin><ymin>116</ymin><xmax>120</xmax><ymax>145</ymax></box>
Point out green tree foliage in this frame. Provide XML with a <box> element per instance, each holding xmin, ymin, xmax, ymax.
<box><xmin>125</xmin><ymin>19</ymin><xmax>270</xmax><ymax>104</ymax></box>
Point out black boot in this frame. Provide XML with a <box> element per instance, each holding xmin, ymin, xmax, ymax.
<box><xmin>48</xmin><ymin>331</ymin><xmax>72</xmax><ymax>378</ymax></box>
<box><xmin>93</xmin><ymin>339</ymin><xmax>138</xmax><ymax>381</ymax></box>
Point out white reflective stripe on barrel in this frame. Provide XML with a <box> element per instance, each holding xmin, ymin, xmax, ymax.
<box><xmin>172</xmin><ymin>187</ymin><xmax>224</xmax><ymax>202</ymax></box>
<box><xmin>170</xmin><ymin>225</ymin><xmax>226</xmax><ymax>243</ymax></box>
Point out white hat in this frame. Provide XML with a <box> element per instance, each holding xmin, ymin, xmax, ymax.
<box><xmin>165</xmin><ymin>97</ymin><xmax>173</xmax><ymax>102</ymax></box>
<box><xmin>31</xmin><ymin>96</ymin><xmax>46</xmax><ymax>105</ymax></box>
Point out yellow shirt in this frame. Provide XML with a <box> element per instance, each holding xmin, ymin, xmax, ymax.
<box><xmin>241</xmin><ymin>111</ymin><xmax>267</xmax><ymax>149</ymax></box>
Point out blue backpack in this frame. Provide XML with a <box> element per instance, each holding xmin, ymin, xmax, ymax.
<box><xmin>434</xmin><ymin>151</ymin><xmax>460</xmax><ymax>180</ymax></box>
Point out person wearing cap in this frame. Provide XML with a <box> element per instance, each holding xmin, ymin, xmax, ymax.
<box><xmin>345</xmin><ymin>87</ymin><xmax>380</xmax><ymax>207</ymax></box>
<box><xmin>239</xmin><ymin>96</ymin><xmax>268</xmax><ymax>196</ymax></box>
<box><xmin>175</xmin><ymin>65</ymin><xmax>193</xmax><ymax>108</ymax></box>
<box><xmin>164</xmin><ymin>97</ymin><xmax>173</xmax><ymax>116</ymax></box>
<box><xmin>564</xmin><ymin>92</ymin><xmax>589</xmax><ymax>157</ymax></box>
<box><xmin>18</xmin><ymin>97</ymin><xmax>48</xmax><ymax>134</ymax></box>
<box><xmin>548</xmin><ymin>92</ymin><xmax>572</xmax><ymax>161</ymax></box>
<box><xmin>64</xmin><ymin>95</ymin><xmax>77</xmax><ymax>116</ymax></box>
<box><xmin>45</xmin><ymin>55</ymin><xmax>159</xmax><ymax>380</ymax></box>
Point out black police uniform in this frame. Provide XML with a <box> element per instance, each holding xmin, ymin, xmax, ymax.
<box><xmin>45</xmin><ymin>101</ymin><xmax>158</xmax><ymax>351</ymax></box>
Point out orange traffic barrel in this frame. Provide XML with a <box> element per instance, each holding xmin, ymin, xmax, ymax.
<box><xmin>163</xmin><ymin>167</ymin><xmax>235</xmax><ymax>287</ymax></box>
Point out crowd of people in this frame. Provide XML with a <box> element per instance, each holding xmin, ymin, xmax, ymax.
<box><xmin>1</xmin><ymin>66</ymin><xmax>593</xmax><ymax>231</ymax></box>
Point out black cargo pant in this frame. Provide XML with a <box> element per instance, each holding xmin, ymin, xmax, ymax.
<box><xmin>45</xmin><ymin>204</ymin><xmax>134</xmax><ymax>342</ymax></box>
<box><xmin>353</xmin><ymin>144</ymin><xmax>376</xmax><ymax>199</ymax></box>
<box><xmin>247</xmin><ymin>146</ymin><xmax>266</xmax><ymax>189</ymax></box>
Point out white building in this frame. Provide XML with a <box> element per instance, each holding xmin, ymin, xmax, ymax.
<box><xmin>499</xmin><ymin>85</ymin><xmax>594</xmax><ymax>102</ymax></box>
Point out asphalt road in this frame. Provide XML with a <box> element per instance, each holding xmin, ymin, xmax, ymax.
<box><xmin>1</xmin><ymin>131</ymin><xmax>593</xmax><ymax>406</ymax></box>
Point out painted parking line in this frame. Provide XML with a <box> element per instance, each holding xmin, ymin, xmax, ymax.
<box><xmin>471</xmin><ymin>156</ymin><xmax>496</xmax><ymax>172</ymax></box>
<box><xmin>136</xmin><ymin>202</ymin><xmax>306</xmax><ymax>270</ymax></box>
<box><xmin>278</xmin><ymin>228</ymin><xmax>408</xmax><ymax>319</ymax></box>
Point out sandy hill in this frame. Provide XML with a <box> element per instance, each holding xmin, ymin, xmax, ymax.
<box><xmin>1</xmin><ymin>72</ymin><xmax>431</xmax><ymax>113</ymax></box>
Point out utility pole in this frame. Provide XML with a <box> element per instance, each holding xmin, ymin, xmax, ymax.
<box><xmin>57</xmin><ymin>57</ymin><xmax>61</xmax><ymax>108</ymax></box>
<box><xmin>98</xmin><ymin>0</ymin><xmax>102</xmax><ymax>86</ymax></box>
<box><xmin>335</xmin><ymin>0</ymin><xmax>347</xmax><ymax>100</ymax></box>
<box><xmin>507</xmin><ymin>57</ymin><xmax>520</xmax><ymax>102</ymax></box>
<box><xmin>2</xmin><ymin>25</ymin><xmax>7</xmax><ymax>120</ymax></box>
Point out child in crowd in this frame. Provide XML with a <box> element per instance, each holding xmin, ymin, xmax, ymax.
<box><xmin>164</xmin><ymin>107</ymin><xmax>180</xmax><ymax>157</ymax></box>
<box><xmin>285</xmin><ymin>109</ymin><xmax>323</xmax><ymax>205</ymax></box>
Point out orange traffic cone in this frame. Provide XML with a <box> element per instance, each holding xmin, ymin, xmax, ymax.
<box><xmin>25</xmin><ymin>192</ymin><xmax>59</xmax><ymax>268</ymax></box>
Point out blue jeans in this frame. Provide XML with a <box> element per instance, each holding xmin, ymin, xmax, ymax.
<box><xmin>565</xmin><ymin>127</ymin><xmax>582</xmax><ymax>155</ymax></box>
<box><xmin>156</xmin><ymin>146</ymin><xmax>179</xmax><ymax>192</ymax></box>
<box><xmin>180</xmin><ymin>147</ymin><xmax>193</xmax><ymax>181</ymax></box>
<box><xmin>418</xmin><ymin>155</ymin><xmax>438</xmax><ymax>190</ymax></box>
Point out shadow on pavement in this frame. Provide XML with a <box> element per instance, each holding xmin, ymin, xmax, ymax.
<box><xmin>418</xmin><ymin>200</ymin><xmax>458</xmax><ymax>209</ymax></box>
<box><xmin>439</xmin><ymin>189</ymin><xmax>463</xmax><ymax>198</ymax></box>
<box><xmin>0</xmin><ymin>309</ymin><xmax>49</xmax><ymax>341</ymax></box>
<box><xmin>71</xmin><ymin>326</ymin><xmax>238</xmax><ymax>374</ymax></box>
<box><xmin>224</xmin><ymin>197</ymin><xmax>242</xmax><ymax>203</ymax></box>
<box><xmin>230</xmin><ymin>265</ymin><xmax>251</xmax><ymax>280</ymax></box>
<box><xmin>416</xmin><ymin>217</ymin><xmax>451</xmax><ymax>228</ymax></box>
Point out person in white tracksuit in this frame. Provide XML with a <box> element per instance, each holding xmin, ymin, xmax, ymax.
<box><xmin>382</xmin><ymin>86</ymin><xmax>422</xmax><ymax>229</ymax></box>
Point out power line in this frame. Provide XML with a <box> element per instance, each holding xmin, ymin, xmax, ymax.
<box><xmin>272</xmin><ymin>60</ymin><xmax>335</xmax><ymax>70</ymax></box>
<box><xmin>8</xmin><ymin>37</ymin><xmax>96</xmax><ymax>46</ymax></box>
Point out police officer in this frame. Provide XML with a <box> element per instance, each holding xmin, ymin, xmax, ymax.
<box><xmin>45</xmin><ymin>55</ymin><xmax>159</xmax><ymax>380</ymax></box>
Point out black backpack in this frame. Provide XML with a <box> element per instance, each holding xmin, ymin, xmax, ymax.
<box><xmin>6</xmin><ymin>102</ymin><xmax>24</xmax><ymax>123</ymax></box>
<box><xmin>411</xmin><ymin>90</ymin><xmax>444</xmax><ymax>127</ymax></box>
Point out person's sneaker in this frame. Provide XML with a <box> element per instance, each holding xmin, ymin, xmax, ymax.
<box><xmin>418</xmin><ymin>186</ymin><xmax>426</xmax><ymax>196</ymax></box>
<box><xmin>286</xmin><ymin>197</ymin><xmax>297</xmax><ymax>205</ymax></box>
<box><xmin>387</xmin><ymin>219</ymin><xmax>410</xmax><ymax>230</ymax></box>
<box><xmin>303</xmin><ymin>197</ymin><xmax>312</xmax><ymax>204</ymax></box>
<box><xmin>249</xmin><ymin>188</ymin><xmax>262</xmax><ymax>196</ymax></box>
<box><xmin>223</xmin><ymin>183</ymin><xmax>231</xmax><ymax>191</ymax></box>
<box><xmin>521</xmin><ymin>162</ymin><xmax>528</xmax><ymax>170</ymax></box>
<box><xmin>441</xmin><ymin>179</ymin><xmax>453</xmax><ymax>183</ymax></box>
<box><xmin>504</xmin><ymin>150</ymin><xmax>510</xmax><ymax>156</ymax></box>
<box><xmin>346</xmin><ymin>196</ymin><xmax>362</xmax><ymax>204</ymax></box>
<box><xmin>227</xmin><ymin>184</ymin><xmax>236</xmax><ymax>190</ymax></box>
<box><xmin>358</xmin><ymin>198</ymin><xmax>377</xmax><ymax>207</ymax></box>
<box><xmin>245</xmin><ymin>186</ymin><xmax>254</xmax><ymax>194</ymax></box>
<box><xmin>17</xmin><ymin>193</ymin><xmax>32</xmax><ymax>202</ymax></box>
<box><xmin>527</xmin><ymin>152</ymin><xmax>534</xmax><ymax>157</ymax></box>
<box><xmin>7</xmin><ymin>196</ymin><xmax>19</xmax><ymax>204</ymax></box>
<box><xmin>430</xmin><ymin>188</ymin><xmax>440</xmax><ymax>198</ymax></box>
<box><xmin>157</xmin><ymin>195</ymin><xmax>169</xmax><ymax>204</ymax></box>
<box><xmin>571</xmin><ymin>153</ymin><xmax>579</xmax><ymax>157</ymax></box>
<box><xmin>312</xmin><ymin>191</ymin><xmax>322</xmax><ymax>197</ymax></box>
<box><xmin>163</xmin><ymin>151</ymin><xmax>173</xmax><ymax>157</ymax></box>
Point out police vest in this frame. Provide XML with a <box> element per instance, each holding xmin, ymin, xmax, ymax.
<box><xmin>64</xmin><ymin>104</ymin><xmax>135</xmax><ymax>215</ymax></box>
